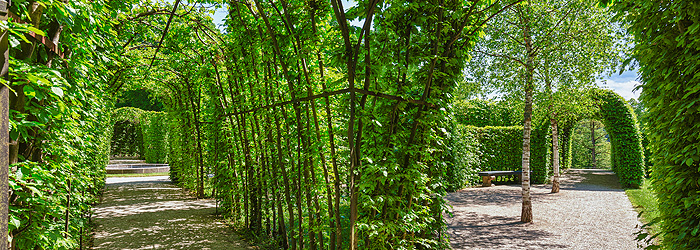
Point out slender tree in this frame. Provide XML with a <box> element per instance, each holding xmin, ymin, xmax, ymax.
<box><xmin>467</xmin><ymin>0</ymin><xmax>621</xmax><ymax>220</ymax></box>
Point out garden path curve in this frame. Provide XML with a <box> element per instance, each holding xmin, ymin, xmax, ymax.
<box><xmin>91</xmin><ymin>176</ymin><xmax>252</xmax><ymax>250</ymax></box>
<box><xmin>446</xmin><ymin>169</ymin><xmax>644</xmax><ymax>250</ymax></box>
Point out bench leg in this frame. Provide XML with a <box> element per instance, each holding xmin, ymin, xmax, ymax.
<box><xmin>482</xmin><ymin>176</ymin><xmax>495</xmax><ymax>187</ymax></box>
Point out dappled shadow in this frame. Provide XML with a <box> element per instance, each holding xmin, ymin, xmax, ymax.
<box><xmin>446</xmin><ymin>185</ymin><xmax>559</xmax><ymax>208</ymax></box>
<box><xmin>92</xmin><ymin>179</ymin><xmax>251</xmax><ymax>250</ymax></box>
<box><xmin>447</xmin><ymin>212</ymin><xmax>568</xmax><ymax>249</ymax></box>
<box><xmin>559</xmin><ymin>169</ymin><xmax>624</xmax><ymax>192</ymax></box>
<box><xmin>446</xmin><ymin>168</ymin><xmax>642</xmax><ymax>250</ymax></box>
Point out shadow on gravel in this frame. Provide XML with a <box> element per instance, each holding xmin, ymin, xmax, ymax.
<box><xmin>559</xmin><ymin>169</ymin><xmax>624</xmax><ymax>192</ymax></box>
<box><xmin>447</xmin><ymin>213</ymin><xmax>569</xmax><ymax>249</ymax></box>
<box><xmin>446</xmin><ymin>187</ymin><xmax>558</xmax><ymax>207</ymax></box>
<box><xmin>92</xmin><ymin>180</ymin><xmax>250</xmax><ymax>250</ymax></box>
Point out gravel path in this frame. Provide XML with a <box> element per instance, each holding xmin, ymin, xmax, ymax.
<box><xmin>446</xmin><ymin>169</ymin><xmax>644</xmax><ymax>250</ymax></box>
<box><xmin>91</xmin><ymin>176</ymin><xmax>252</xmax><ymax>250</ymax></box>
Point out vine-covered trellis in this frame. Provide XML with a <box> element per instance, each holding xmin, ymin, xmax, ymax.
<box><xmin>130</xmin><ymin>1</ymin><xmax>523</xmax><ymax>249</ymax></box>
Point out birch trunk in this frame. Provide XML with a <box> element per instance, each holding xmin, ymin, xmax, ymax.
<box><xmin>521</xmin><ymin>4</ymin><xmax>534</xmax><ymax>223</ymax></box>
<box><xmin>551</xmin><ymin>118</ymin><xmax>560</xmax><ymax>193</ymax></box>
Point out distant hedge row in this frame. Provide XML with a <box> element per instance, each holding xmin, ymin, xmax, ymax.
<box><xmin>447</xmin><ymin>124</ymin><xmax>550</xmax><ymax>191</ymax></box>
<box><xmin>110</xmin><ymin>107</ymin><xmax>169</xmax><ymax>163</ymax></box>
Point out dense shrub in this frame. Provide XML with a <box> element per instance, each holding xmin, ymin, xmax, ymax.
<box><xmin>446</xmin><ymin>125</ymin><xmax>482</xmax><ymax>191</ymax></box>
<box><xmin>453</xmin><ymin>99</ymin><xmax>522</xmax><ymax>127</ymax></box>
<box><xmin>613</xmin><ymin>0</ymin><xmax>700</xmax><ymax>247</ymax></box>
<box><xmin>140</xmin><ymin>112</ymin><xmax>169</xmax><ymax>163</ymax></box>
<box><xmin>111</xmin><ymin>120</ymin><xmax>144</xmax><ymax>157</ymax></box>
<box><xmin>530</xmin><ymin>120</ymin><xmax>551</xmax><ymax>184</ymax></box>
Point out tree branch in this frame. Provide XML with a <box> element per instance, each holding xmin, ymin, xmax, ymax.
<box><xmin>148</xmin><ymin>0</ymin><xmax>181</xmax><ymax>70</ymax></box>
<box><xmin>473</xmin><ymin>49</ymin><xmax>526</xmax><ymax>67</ymax></box>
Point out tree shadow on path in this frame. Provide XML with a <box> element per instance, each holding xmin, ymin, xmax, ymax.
<box><xmin>446</xmin><ymin>169</ymin><xmax>642</xmax><ymax>250</ymax></box>
<box><xmin>92</xmin><ymin>178</ymin><xmax>252</xmax><ymax>250</ymax></box>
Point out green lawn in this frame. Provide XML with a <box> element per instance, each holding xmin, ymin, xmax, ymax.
<box><xmin>626</xmin><ymin>179</ymin><xmax>661</xmax><ymax>243</ymax></box>
<box><xmin>106</xmin><ymin>172</ymin><xmax>170</xmax><ymax>178</ymax></box>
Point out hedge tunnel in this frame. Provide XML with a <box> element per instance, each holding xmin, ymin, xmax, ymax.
<box><xmin>561</xmin><ymin>89</ymin><xmax>645</xmax><ymax>187</ymax></box>
<box><xmin>110</xmin><ymin>107</ymin><xmax>169</xmax><ymax>163</ymax></box>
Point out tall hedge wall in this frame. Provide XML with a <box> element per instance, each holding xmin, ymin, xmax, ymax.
<box><xmin>613</xmin><ymin>0</ymin><xmax>700</xmax><ymax>247</ymax></box>
<box><xmin>110</xmin><ymin>107</ymin><xmax>169</xmax><ymax>163</ymax></box>
<box><xmin>448</xmin><ymin>124</ymin><xmax>551</xmax><ymax>190</ymax></box>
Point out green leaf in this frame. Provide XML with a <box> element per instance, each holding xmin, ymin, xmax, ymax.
<box><xmin>23</xmin><ymin>85</ymin><xmax>36</xmax><ymax>99</ymax></box>
<box><xmin>9</xmin><ymin>216</ymin><xmax>20</xmax><ymax>230</ymax></box>
<box><xmin>51</xmin><ymin>87</ymin><xmax>64</xmax><ymax>98</ymax></box>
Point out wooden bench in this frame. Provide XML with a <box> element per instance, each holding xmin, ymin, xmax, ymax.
<box><xmin>478</xmin><ymin>170</ymin><xmax>528</xmax><ymax>187</ymax></box>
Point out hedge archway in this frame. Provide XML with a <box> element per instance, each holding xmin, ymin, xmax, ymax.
<box><xmin>109</xmin><ymin>107</ymin><xmax>169</xmax><ymax>163</ymax></box>
<box><xmin>561</xmin><ymin>89</ymin><xmax>644</xmax><ymax>187</ymax></box>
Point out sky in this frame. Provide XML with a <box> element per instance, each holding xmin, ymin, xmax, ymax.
<box><xmin>206</xmin><ymin>2</ymin><xmax>641</xmax><ymax>101</ymax></box>
<box><xmin>599</xmin><ymin>70</ymin><xmax>641</xmax><ymax>100</ymax></box>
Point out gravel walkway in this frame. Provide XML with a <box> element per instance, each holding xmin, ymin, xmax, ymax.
<box><xmin>91</xmin><ymin>176</ymin><xmax>252</xmax><ymax>250</ymax></box>
<box><xmin>446</xmin><ymin>169</ymin><xmax>644</xmax><ymax>250</ymax></box>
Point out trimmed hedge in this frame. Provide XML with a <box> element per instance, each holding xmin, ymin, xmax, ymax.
<box><xmin>592</xmin><ymin>89</ymin><xmax>644</xmax><ymax>188</ymax></box>
<box><xmin>613</xmin><ymin>0</ymin><xmax>700</xmax><ymax>247</ymax></box>
<box><xmin>453</xmin><ymin>99</ymin><xmax>522</xmax><ymax>127</ymax></box>
<box><xmin>448</xmin><ymin>124</ymin><xmax>550</xmax><ymax>190</ymax></box>
<box><xmin>110</xmin><ymin>107</ymin><xmax>169</xmax><ymax>163</ymax></box>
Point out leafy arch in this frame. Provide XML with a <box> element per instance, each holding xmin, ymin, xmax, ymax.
<box><xmin>561</xmin><ymin>89</ymin><xmax>644</xmax><ymax>187</ymax></box>
<box><xmin>110</xmin><ymin>107</ymin><xmax>146</xmax><ymax>158</ymax></box>
<box><xmin>109</xmin><ymin>107</ymin><xmax>169</xmax><ymax>163</ymax></box>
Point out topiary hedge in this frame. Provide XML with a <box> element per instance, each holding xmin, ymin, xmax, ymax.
<box><xmin>448</xmin><ymin>123</ymin><xmax>551</xmax><ymax>190</ymax></box>
<box><xmin>453</xmin><ymin>99</ymin><xmax>523</xmax><ymax>127</ymax></box>
<box><xmin>592</xmin><ymin>89</ymin><xmax>644</xmax><ymax>188</ymax></box>
<box><xmin>613</xmin><ymin>0</ymin><xmax>700</xmax><ymax>247</ymax></box>
<box><xmin>110</xmin><ymin>107</ymin><xmax>169</xmax><ymax>163</ymax></box>
<box><xmin>530</xmin><ymin>120</ymin><xmax>551</xmax><ymax>184</ymax></box>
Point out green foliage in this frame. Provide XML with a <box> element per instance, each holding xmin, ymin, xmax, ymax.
<box><xmin>5</xmin><ymin>0</ymin><xmax>122</xmax><ymax>247</ymax></box>
<box><xmin>530</xmin><ymin>120</ymin><xmax>552</xmax><ymax>184</ymax></box>
<box><xmin>111</xmin><ymin>120</ymin><xmax>144</xmax><ymax>157</ymax></box>
<box><xmin>140</xmin><ymin>112</ymin><xmax>169</xmax><ymax>163</ymax></box>
<box><xmin>115</xmin><ymin>89</ymin><xmax>164</xmax><ymax>112</ymax></box>
<box><xmin>452</xmin><ymin>99</ymin><xmax>522</xmax><ymax>127</ymax></box>
<box><xmin>110</xmin><ymin>107</ymin><xmax>169</xmax><ymax>163</ymax></box>
<box><xmin>446</xmin><ymin>125</ymin><xmax>483</xmax><ymax>191</ymax></box>
<box><xmin>626</xmin><ymin>179</ymin><xmax>661</xmax><ymax>245</ymax></box>
<box><xmin>571</xmin><ymin>120</ymin><xmax>612</xmax><ymax>169</ymax></box>
<box><xmin>613</xmin><ymin>0</ymin><xmax>700</xmax><ymax>248</ymax></box>
<box><xmin>448</xmin><ymin>123</ymin><xmax>551</xmax><ymax>190</ymax></box>
<box><xmin>592</xmin><ymin>89</ymin><xmax>644</xmax><ymax>187</ymax></box>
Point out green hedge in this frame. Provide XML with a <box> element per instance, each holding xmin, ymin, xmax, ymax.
<box><xmin>448</xmin><ymin>124</ymin><xmax>550</xmax><ymax>190</ymax></box>
<box><xmin>110</xmin><ymin>107</ymin><xmax>169</xmax><ymax>163</ymax></box>
<box><xmin>613</xmin><ymin>0</ymin><xmax>700</xmax><ymax>247</ymax></box>
<box><xmin>593</xmin><ymin>89</ymin><xmax>644</xmax><ymax>188</ymax></box>
<box><xmin>453</xmin><ymin>99</ymin><xmax>522</xmax><ymax>127</ymax></box>
<box><xmin>530</xmin><ymin>120</ymin><xmax>551</xmax><ymax>184</ymax></box>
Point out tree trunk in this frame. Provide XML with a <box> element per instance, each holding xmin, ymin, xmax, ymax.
<box><xmin>551</xmin><ymin>118</ymin><xmax>560</xmax><ymax>193</ymax></box>
<box><xmin>521</xmin><ymin>4</ymin><xmax>534</xmax><ymax>223</ymax></box>
<box><xmin>590</xmin><ymin>120</ymin><xmax>596</xmax><ymax>169</ymax></box>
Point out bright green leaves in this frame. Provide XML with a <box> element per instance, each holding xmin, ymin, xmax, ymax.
<box><xmin>23</xmin><ymin>85</ymin><xmax>37</xmax><ymax>99</ymax></box>
<box><xmin>612</xmin><ymin>0</ymin><xmax>700</xmax><ymax>247</ymax></box>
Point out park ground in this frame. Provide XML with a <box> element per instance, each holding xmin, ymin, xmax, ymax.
<box><xmin>91</xmin><ymin>169</ymin><xmax>644</xmax><ymax>249</ymax></box>
<box><xmin>446</xmin><ymin>169</ymin><xmax>644</xmax><ymax>250</ymax></box>
<box><xmin>91</xmin><ymin>176</ymin><xmax>252</xmax><ymax>250</ymax></box>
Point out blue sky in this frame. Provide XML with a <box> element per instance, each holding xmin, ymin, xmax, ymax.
<box><xmin>207</xmin><ymin>2</ymin><xmax>641</xmax><ymax>101</ymax></box>
<box><xmin>600</xmin><ymin>70</ymin><xmax>641</xmax><ymax>100</ymax></box>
